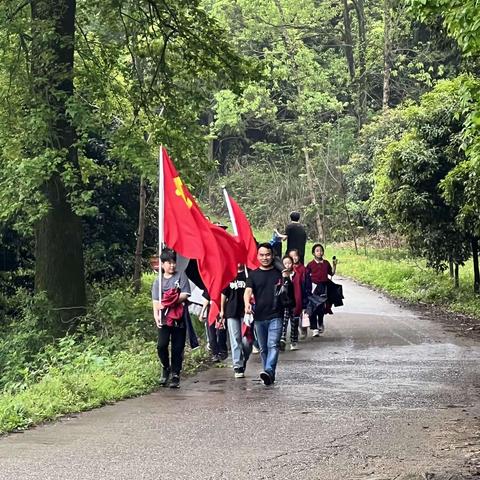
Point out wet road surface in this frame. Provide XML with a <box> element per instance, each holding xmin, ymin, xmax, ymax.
<box><xmin>1</xmin><ymin>277</ymin><xmax>480</xmax><ymax>479</ymax></box>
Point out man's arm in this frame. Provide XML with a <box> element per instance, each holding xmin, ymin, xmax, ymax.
<box><xmin>199</xmin><ymin>297</ymin><xmax>209</xmax><ymax>322</ymax></box>
<box><xmin>244</xmin><ymin>287</ymin><xmax>253</xmax><ymax>314</ymax></box>
<box><xmin>220</xmin><ymin>293</ymin><xmax>227</xmax><ymax>318</ymax></box>
<box><xmin>274</xmin><ymin>228</ymin><xmax>287</xmax><ymax>241</ymax></box>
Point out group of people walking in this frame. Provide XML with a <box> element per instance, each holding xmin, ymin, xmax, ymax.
<box><xmin>152</xmin><ymin>212</ymin><xmax>340</xmax><ymax>388</ymax></box>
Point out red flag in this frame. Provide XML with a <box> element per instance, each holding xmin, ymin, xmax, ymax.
<box><xmin>200</xmin><ymin>223</ymin><xmax>247</xmax><ymax>324</ymax></box>
<box><xmin>162</xmin><ymin>148</ymin><xmax>244</xmax><ymax>324</ymax></box>
<box><xmin>163</xmin><ymin>148</ymin><xmax>205</xmax><ymax>260</ymax></box>
<box><xmin>227</xmin><ymin>193</ymin><xmax>260</xmax><ymax>270</ymax></box>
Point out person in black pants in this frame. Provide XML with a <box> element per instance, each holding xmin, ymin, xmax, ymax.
<box><xmin>152</xmin><ymin>249</ymin><xmax>191</xmax><ymax>388</ymax></box>
<box><xmin>200</xmin><ymin>293</ymin><xmax>228</xmax><ymax>362</ymax></box>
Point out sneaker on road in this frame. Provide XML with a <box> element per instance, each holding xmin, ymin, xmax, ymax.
<box><xmin>234</xmin><ymin>367</ymin><xmax>245</xmax><ymax>379</ymax></box>
<box><xmin>280</xmin><ymin>339</ymin><xmax>286</xmax><ymax>351</ymax></box>
<box><xmin>169</xmin><ymin>375</ymin><xmax>180</xmax><ymax>388</ymax></box>
<box><xmin>312</xmin><ymin>329</ymin><xmax>320</xmax><ymax>337</ymax></box>
<box><xmin>219</xmin><ymin>351</ymin><xmax>228</xmax><ymax>361</ymax></box>
<box><xmin>260</xmin><ymin>371</ymin><xmax>272</xmax><ymax>386</ymax></box>
<box><xmin>290</xmin><ymin>343</ymin><xmax>299</xmax><ymax>351</ymax></box>
<box><xmin>159</xmin><ymin>367</ymin><xmax>170</xmax><ymax>387</ymax></box>
<box><xmin>252</xmin><ymin>345</ymin><xmax>260</xmax><ymax>354</ymax></box>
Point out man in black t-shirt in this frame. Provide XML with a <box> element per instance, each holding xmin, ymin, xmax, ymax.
<box><xmin>284</xmin><ymin>211</ymin><xmax>307</xmax><ymax>264</ymax></box>
<box><xmin>221</xmin><ymin>265</ymin><xmax>251</xmax><ymax>378</ymax></box>
<box><xmin>244</xmin><ymin>243</ymin><xmax>284</xmax><ymax>386</ymax></box>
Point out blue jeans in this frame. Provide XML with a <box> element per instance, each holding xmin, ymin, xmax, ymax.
<box><xmin>227</xmin><ymin>318</ymin><xmax>252</xmax><ymax>369</ymax></box>
<box><xmin>254</xmin><ymin>317</ymin><xmax>283</xmax><ymax>377</ymax></box>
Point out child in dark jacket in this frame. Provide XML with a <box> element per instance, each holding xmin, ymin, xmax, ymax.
<box><xmin>288</xmin><ymin>249</ymin><xmax>309</xmax><ymax>342</ymax></box>
<box><xmin>305</xmin><ymin>243</ymin><xmax>337</xmax><ymax>336</ymax></box>
<box><xmin>279</xmin><ymin>255</ymin><xmax>298</xmax><ymax>351</ymax></box>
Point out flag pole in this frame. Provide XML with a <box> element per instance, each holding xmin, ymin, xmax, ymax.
<box><xmin>158</xmin><ymin>145</ymin><xmax>165</xmax><ymax>304</ymax></box>
<box><xmin>223</xmin><ymin>187</ymin><xmax>238</xmax><ymax>236</ymax></box>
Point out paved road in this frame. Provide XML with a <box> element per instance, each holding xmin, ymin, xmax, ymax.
<box><xmin>1</xmin><ymin>278</ymin><xmax>480</xmax><ymax>480</ymax></box>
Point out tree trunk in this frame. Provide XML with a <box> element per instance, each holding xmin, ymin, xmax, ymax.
<box><xmin>353</xmin><ymin>0</ymin><xmax>367</xmax><ymax>129</ymax></box>
<box><xmin>133</xmin><ymin>176</ymin><xmax>146</xmax><ymax>294</ymax></box>
<box><xmin>32</xmin><ymin>0</ymin><xmax>86</xmax><ymax>333</ymax></box>
<box><xmin>449</xmin><ymin>258</ymin><xmax>454</xmax><ymax>278</ymax></box>
<box><xmin>342</xmin><ymin>0</ymin><xmax>355</xmax><ymax>81</ymax></box>
<box><xmin>361</xmin><ymin>212</ymin><xmax>367</xmax><ymax>256</ymax></box>
<box><xmin>382</xmin><ymin>0</ymin><xmax>392</xmax><ymax>110</ymax></box>
<box><xmin>454</xmin><ymin>263</ymin><xmax>459</xmax><ymax>288</ymax></box>
<box><xmin>472</xmin><ymin>237</ymin><xmax>480</xmax><ymax>294</ymax></box>
<box><xmin>304</xmin><ymin>148</ymin><xmax>324</xmax><ymax>242</ymax></box>
<box><xmin>340</xmin><ymin>183</ymin><xmax>358</xmax><ymax>254</ymax></box>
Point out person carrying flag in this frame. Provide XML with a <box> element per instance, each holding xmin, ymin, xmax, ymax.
<box><xmin>152</xmin><ymin>249</ymin><xmax>191</xmax><ymax>388</ymax></box>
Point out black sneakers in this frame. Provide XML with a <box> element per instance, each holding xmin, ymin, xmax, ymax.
<box><xmin>159</xmin><ymin>367</ymin><xmax>170</xmax><ymax>387</ymax></box>
<box><xmin>260</xmin><ymin>371</ymin><xmax>273</xmax><ymax>386</ymax></box>
<box><xmin>170</xmin><ymin>375</ymin><xmax>180</xmax><ymax>389</ymax></box>
<box><xmin>219</xmin><ymin>351</ymin><xmax>228</xmax><ymax>361</ymax></box>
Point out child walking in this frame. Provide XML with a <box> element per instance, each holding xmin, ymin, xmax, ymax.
<box><xmin>152</xmin><ymin>249</ymin><xmax>191</xmax><ymax>388</ymax></box>
<box><xmin>279</xmin><ymin>255</ymin><xmax>297</xmax><ymax>351</ymax></box>
<box><xmin>305</xmin><ymin>243</ymin><xmax>337</xmax><ymax>336</ymax></box>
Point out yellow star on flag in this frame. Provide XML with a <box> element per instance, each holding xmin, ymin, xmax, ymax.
<box><xmin>173</xmin><ymin>177</ymin><xmax>193</xmax><ymax>208</ymax></box>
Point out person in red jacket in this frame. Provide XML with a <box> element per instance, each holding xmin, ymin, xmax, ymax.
<box><xmin>152</xmin><ymin>249</ymin><xmax>191</xmax><ymax>388</ymax></box>
<box><xmin>288</xmin><ymin>248</ymin><xmax>309</xmax><ymax>341</ymax></box>
<box><xmin>305</xmin><ymin>243</ymin><xmax>337</xmax><ymax>337</ymax></box>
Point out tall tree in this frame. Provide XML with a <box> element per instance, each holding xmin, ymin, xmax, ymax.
<box><xmin>31</xmin><ymin>0</ymin><xmax>86</xmax><ymax>331</ymax></box>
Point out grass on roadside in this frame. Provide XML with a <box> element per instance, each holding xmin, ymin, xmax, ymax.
<box><xmin>327</xmin><ymin>245</ymin><xmax>480</xmax><ymax>319</ymax></box>
<box><xmin>0</xmin><ymin>276</ymin><xmax>209</xmax><ymax>435</ymax></box>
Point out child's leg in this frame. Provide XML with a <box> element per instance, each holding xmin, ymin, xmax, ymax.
<box><xmin>157</xmin><ymin>326</ymin><xmax>172</xmax><ymax>370</ymax></box>
<box><xmin>281</xmin><ymin>309</ymin><xmax>289</xmax><ymax>341</ymax></box>
<box><xmin>290</xmin><ymin>315</ymin><xmax>299</xmax><ymax>343</ymax></box>
<box><xmin>170</xmin><ymin>326</ymin><xmax>187</xmax><ymax>375</ymax></box>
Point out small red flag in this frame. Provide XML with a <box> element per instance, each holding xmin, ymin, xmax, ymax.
<box><xmin>227</xmin><ymin>194</ymin><xmax>260</xmax><ymax>270</ymax></box>
<box><xmin>200</xmin><ymin>223</ymin><xmax>245</xmax><ymax>325</ymax></box>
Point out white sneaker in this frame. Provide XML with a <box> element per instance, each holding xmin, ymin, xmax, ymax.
<box><xmin>290</xmin><ymin>343</ymin><xmax>299</xmax><ymax>351</ymax></box>
<box><xmin>252</xmin><ymin>345</ymin><xmax>260</xmax><ymax>354</ymax></box>
<box><xmin>234</xmin><ymin>368</ymin><xmax>245</xmax><ymax>378</ymax></box>
<box><xmin>312</xmin><ymin>329</ymin><xmax>320</xmax><ymax>337</ymax></box>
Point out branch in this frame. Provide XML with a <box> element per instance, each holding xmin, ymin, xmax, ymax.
<box><xmin>7</xmin><ymin>0</ymin><xmax>32</xmax><ymax>21</ymax></box>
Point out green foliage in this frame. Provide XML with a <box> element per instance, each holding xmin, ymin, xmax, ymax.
<box><xmin>0</xmin><ymin>277</ymin><xmax>208</xmax><ymax>433</ymax></box>
<box><xmin>406</xmin><ymin>0</ymin><xmax>480</xmax><ymax>236</ymax></box>
<box><xmin>406</xmin><ymin>0</ymin><xmax>480</xmax><ymax>56</ymax></box>
<box><xmin>345</xmin><ymin>78</ymin><xmax>476</xmax><ymax>276</ymax></box>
